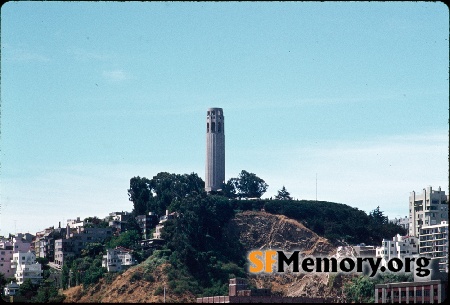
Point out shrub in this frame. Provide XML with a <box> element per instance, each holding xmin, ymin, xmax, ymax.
<box><xmin>144</xmin><ymin>273</ymin><xmax>154</xmax><ymax>282</ymax></box>
<box><xmin>154</xmin><ymin>286</ymin><xmax>164</xmax><ymax>296</ymax></box>
<box><xmin>130</xmin><ymin>271</ymin><xmax>142</xmax><ymax>283</ymax></box>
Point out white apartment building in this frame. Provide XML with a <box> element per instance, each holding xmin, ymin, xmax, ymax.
<box><xmin>419</xmin><ymin>220</ymin><xmax>448</xmax><ymax>272</ymax></box>
<box><xmin>409</xmin><ymin>186</ymin><xmax>448</xmax><ymax>238</ymax></box>
<box><xmin>102</xmin><ymin>247</ymin><xmax>135</xmax><ymax>272</ymax></box>
<box><xmin>0</xmin><ymin>235</ymin><xmax>32</xmax><ymax>279</ymax></box>
<box><xmin>376</xmin><ymin>234</ymin><xmax>419</xmax><ymax>269</ymax></box>
<box><xmin>11</xmin><ymin>251</ymin><xmax>43</xmax><ymax>285</ymax></box>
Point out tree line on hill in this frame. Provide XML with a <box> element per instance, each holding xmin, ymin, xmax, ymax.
<box><xmin>125</xmin><ymin>170</ymin><xmax>406</xmax><ymax>296</ymax></box>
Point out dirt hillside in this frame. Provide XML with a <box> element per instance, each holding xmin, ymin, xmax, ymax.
<box><xmin>63</xmin><ymin>263</ymin><xmax>196</xmax><ymax>303</ymax></box>
<box><xmin>229</xmin><ymin>210</ymin><xmax>352</xmax><ymax>300</ymax></box>
<box><xmin>63</xmin><ymin>210</ymin><xmax>352</xmax><ymax>302</ymax></box>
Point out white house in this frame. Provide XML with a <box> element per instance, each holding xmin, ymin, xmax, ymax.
<box><xmin>11</xmin><ymin>251</ymin><xmax>43</xmax><ymax>285</ymax></box>
<box><xmin>102</xmin><ymin>247</ymin><xmax>135</xmax><ymax>272</ymax></box>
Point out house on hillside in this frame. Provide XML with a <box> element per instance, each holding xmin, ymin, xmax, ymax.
<box><xmin>153</xmin><ymin>210</ymin><xmax>176</xmax><ymax>239</ymax></box>
<box><xmin>102</xmin><ymin>247</ymin><xmax>136</xmax><ymax>272</ymax></box>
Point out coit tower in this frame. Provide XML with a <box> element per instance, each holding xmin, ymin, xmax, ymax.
<box><xmin>205</xmin><ymin>107</ymin><xmax>225</xmax><ymax>192</ymax></box>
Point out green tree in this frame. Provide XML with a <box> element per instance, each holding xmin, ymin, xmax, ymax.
<box><xmin>162</xmin><ymin>193</ymin><xmax>245</xmax><ymax>294</ymax></box>
<box><xmin>18</xmin><ymin>278</ymin><xmax>38</xmax><ymax>299</ymax></box>
<box><xmin>369</xmin><ymin>206</ymin><xmax>388</xmax><ymax>225</ymax></box>
<box><xmin>233</xmin><ymin>170</ymin><xmax>268</xmax><ymax>199</ymax></box>
<box><xmin>81</xmin><ymin>242</ymin><xmax>105</xmax><ymax>257</ymax></box>
<box><xmin>128</xmin><ymin>176</ymin><xmax>152</xmax><ymax>216</ymax></box>
<box><xmin>344</xmin><ymin>275</ymin><xmax>375</xmax><ymax>303</ymax></box>
<box><xmin>61</xmin><ymin>263</ymin><xmax>70</xmax><ymax>289</ymax></box>
<box><xmin>275</xmin><ymin>186</ymin><xmax>292</xmax><ymax>200</ymax></box>
<box><xmin>33</xmin><ymin>281</ymin><xmax>65</xmax><ymax>303</ymax></box>
<box><xmin>222</xmin><ymin>179</ymin><xmax>238</xmax><ymax>199</ymax></box>
<box><xmin>128</xmin><ymin>172</ymin><xmax>205</xmax><ymax>217</ymax></box>
<box><xmin>106</xmin><ymin>230</ymin><xmax>141</xmax><ymax>250</ymax></box>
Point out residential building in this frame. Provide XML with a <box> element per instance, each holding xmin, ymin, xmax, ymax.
<box><xmin>0</xmin><ymin>239</ymin><xmax>14</xmax><ymax>278</ymax></box>
<box><xmin>53</xmin><ymin>224</ymin><xmax>112</xmax><ymax>268</ymax></box>
<box><xmin>153</xmin><ymin>210</ymin><xmax>176</xmax><ymax>239</ymax></box>
<box><xmin>375</xmin><ymin>234</ymin><xmax>419</xmax><ymax>269</ymax></box>
<box><xmin>67</xmin><ymin>217</ymin><xmax>84</xmax><ymax>229</ymax></box>
<box><xmin>0</xmin><ymin>234</ymin><xmax>32</xmax><ymax>279</ymax></box>
<box><xmin>102</xmin><ymin>247</ymin><xmax>136</xmax><ymax>272</ymax></box>
<box><xmin>33</xmin><ymin>225</ymin><xmax>66</xmax><ymax>261</ymax></box>
<box><xmin>12</xmin><ymin>235</ymin><xmax>31</xmax><ymax>253</ymax></box>
<box><xmin>419</xmin><ymin>220</ymin><xmax>448</xmax><ymax>272</ymax></box>
<box><xmin>107</xmin><ymin>211</ymin><xmax>132</xmax><ymax>236</ymax></box>
<box><xmin>11</xmin><ymin>251</ymin><xmax>43</xmax><ymax>285</ymax></box>
<box><xmin>3</xmin><ymin>281</ymin><xmax>20</xmax><ymax>296</ymax></box>
<box><xmin>205</xmin><ymin>107</ymin><xmax>225</xmax><ymax>192</ymax></box>
<box><xmin>409</xmin><ymin>186</ymin><xmax>448</xmax><ymax>238</ymax></box>
<box><xmin>390</xmin><ymin>216</ymin><xmax>409</xmax><ymax>232</ymax></box>
<box><xmin>135</xmin><ymin>212</ymin><xmax>159</xmax><ymax>239</ymax></box>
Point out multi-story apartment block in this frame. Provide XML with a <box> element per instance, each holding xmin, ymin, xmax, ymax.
<box><xmin>53</xmin><ymin>225</ymin><xmax>112</xmax><ymax>268</ymax></box>
<box><xmin>11</xmin><ymin>251</ymin><xmax>43</xmax><ymax>285</ymax></box>
<box><xmin>136</xmin><ymin>212</ymin><xmax>159</xmax><ymax>239</ymax></box>
<box><xmin>0</xmin><ymin>239</ymin><xmax>14</xmax><ymax>278</ymax></box>
<box><xmin>0</xmin><ymin>234</ymin><xmax>32</xmax><ymax>279</ymax></box>
<box><xmin>34</xmin><ymin>227</ymin><xmax>54</xmax><ymax>258</ymax></box>
<box><xmin>102</xmin><ymin>247</ymin><xmax>136</xmax><ymax>272</ymax></box>
<box><xmin>33</xmin><ymin>225</ymin><xmax>66</xmax><ymax>261</ymax></box>
<box><xmin>376</xmin><ymin>234</ymin><xmax>419</xmax><ymax>269</ymax></box>
<box><xmin>419</xmin><ymin>220</ymin><xmax>448</xmax><ymax>272</ymax></box>
<box><xmin>409</xmin><ymin>186</ymin><xmax>448</xmax><ymax>238</ymax></box>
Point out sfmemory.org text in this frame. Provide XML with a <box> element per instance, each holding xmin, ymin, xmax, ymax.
<box><xmin>248</xmin><ymin>250</ymin><xmax>431</xmax><ymax>277</ymax></box>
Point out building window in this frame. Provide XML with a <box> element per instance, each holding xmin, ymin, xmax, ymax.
<box><xmin>211</xmin><ymin>122</ymin><xmax>215</xmax><ymax>133</ymax></box>
<box><xmin>218</xmin><ymin>122</ymin><xmax>221</xmax><ymax>133</ymax></box>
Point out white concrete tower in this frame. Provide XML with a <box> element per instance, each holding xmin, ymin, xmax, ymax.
<box><xmin>205</xmin><ymin>107</ymin><xmax>225</xmax><ymax>192</ymax></box>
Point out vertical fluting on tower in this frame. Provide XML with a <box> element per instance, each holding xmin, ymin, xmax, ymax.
<box><xmin>205</xmin><ymin>107</ymin><xmax>225</xmax><ymax>192</ymax></box>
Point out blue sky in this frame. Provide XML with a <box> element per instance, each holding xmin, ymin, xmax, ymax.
<box><xmin>1</xmin><ymin>2</ymin><xmax>448</xmax><ymax>236</ymax></box>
